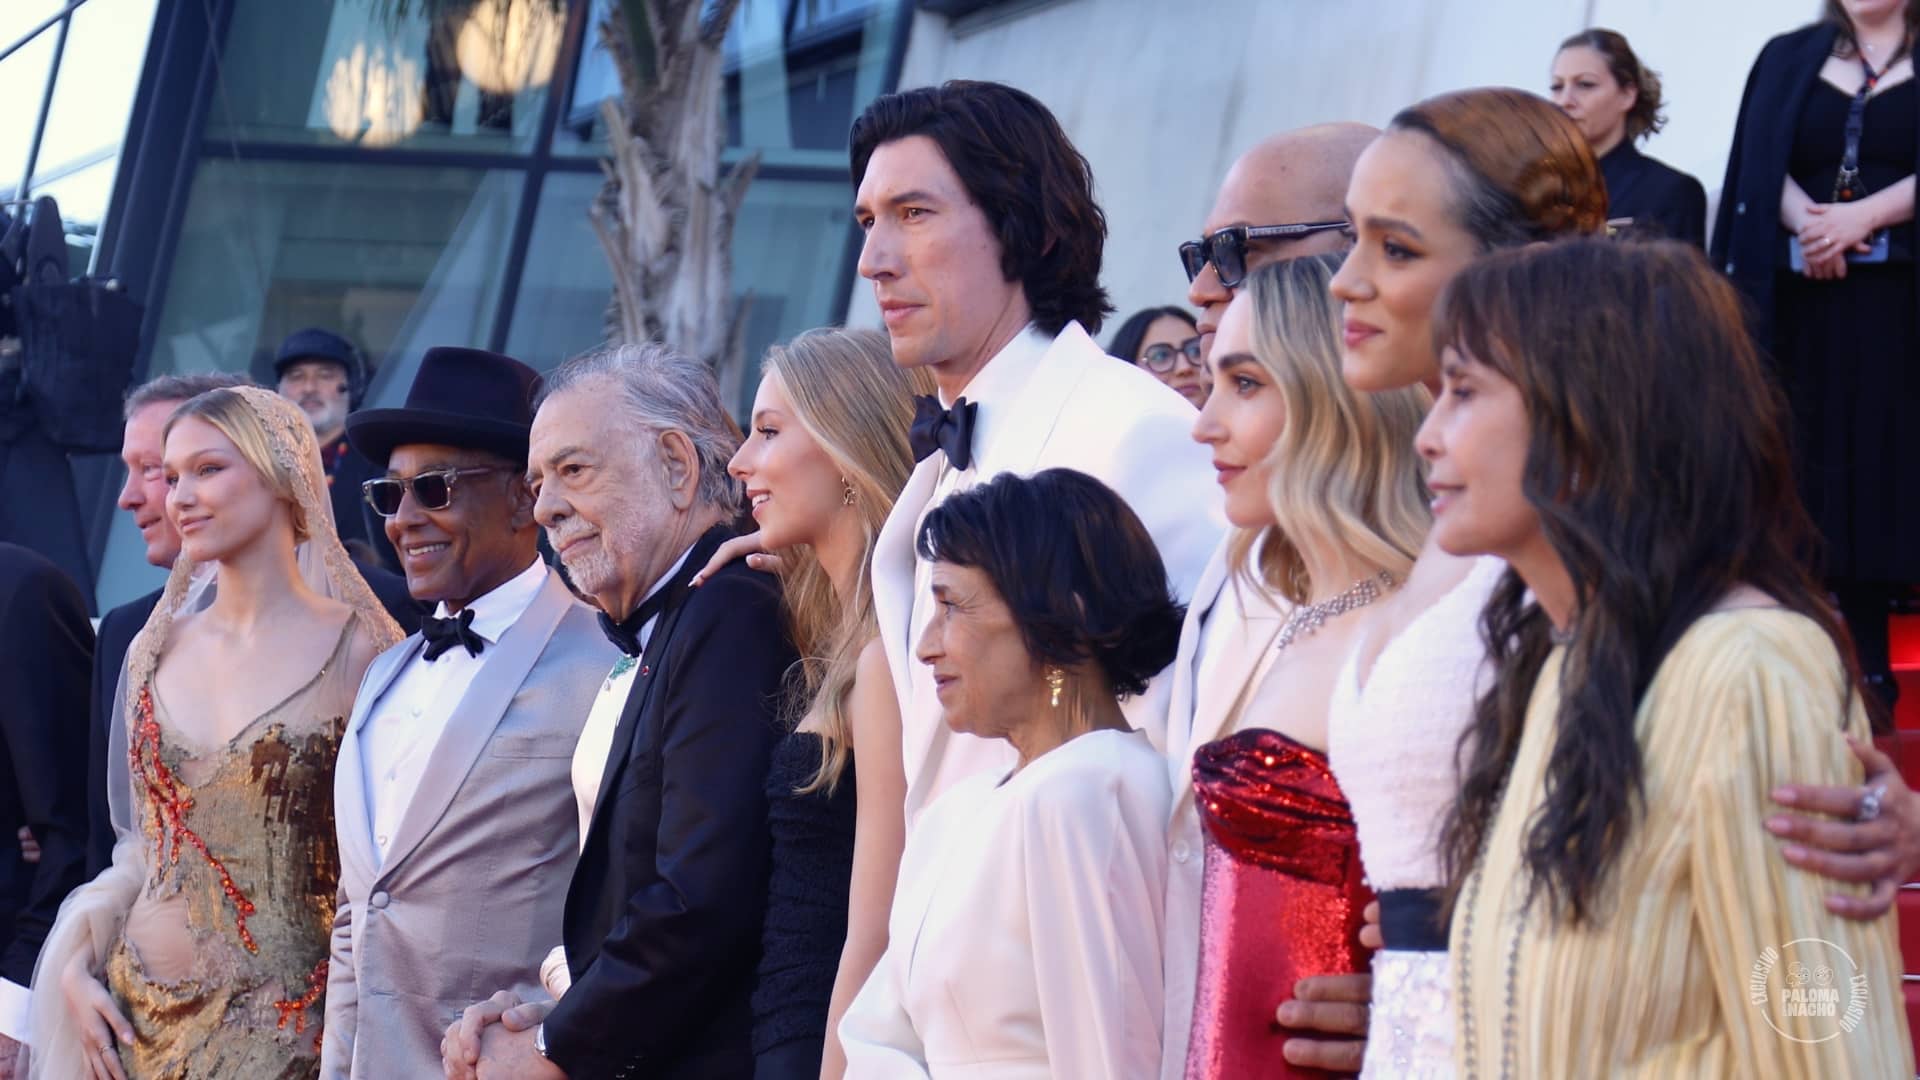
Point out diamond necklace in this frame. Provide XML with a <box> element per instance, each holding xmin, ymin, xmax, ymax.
<box><xmin>1274</xmin><ymin>570</ymin><xmax>1396</xmax><ymax>653</ymax></box>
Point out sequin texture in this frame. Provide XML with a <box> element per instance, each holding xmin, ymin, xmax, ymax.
<box><xmin>1184</xmin><ymin>729</ymin><xmax>1373</xmax><ymax>1079</ymax></box>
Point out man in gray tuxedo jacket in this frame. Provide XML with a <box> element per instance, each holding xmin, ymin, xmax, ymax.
<box><xmin>320</xmin><ymin>347</ymin><xmax>616</xmax><ymax>1079</ymax></box>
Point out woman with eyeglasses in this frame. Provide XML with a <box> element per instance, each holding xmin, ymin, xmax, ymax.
<box><xmin>1108</xmin><ymin>306</ymin><xmax>1208</xmax><ymax>407</ymax></box>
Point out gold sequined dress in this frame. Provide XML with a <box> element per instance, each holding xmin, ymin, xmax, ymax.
<box><xmin>105</xmin><ymin>617</ymin><xmax>362</xmax><ymax>1079</ymax></box>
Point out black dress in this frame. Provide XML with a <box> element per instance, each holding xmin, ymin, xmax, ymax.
<box><xmin>1772</xmin><ymin>76</ymin><xmax>1919</xmax><ymax>586</ymax></box>
<box><xmin>1600</xmin><ymin>141</ymin><xmax>1708</xmax><ymax>247</ymax></box>
<box><xmin>752</xmin><ymin>731</ymin><xmax>857</xmax><ymax>1078</ymax></box>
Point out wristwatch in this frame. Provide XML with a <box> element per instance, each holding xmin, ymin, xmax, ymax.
<box><xmin>533</xmin><ymin>1022</ymin><xmax>551</xmax><ymax>1060</ymax></box>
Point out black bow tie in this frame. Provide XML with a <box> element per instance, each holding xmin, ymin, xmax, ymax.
<box><xmin>421</xmin><ymin>608</ymin><xmax>485</xmax><ymax>661</ymax></box>
<box><xmin>909</xmin><ymin>395</ymin><xmax>978</xmax><ymax>471</ymax></box>
<box><xmin>596</xmin><ymin>582</ymin><xmax>676</xmax><ymax>658</ymax></box>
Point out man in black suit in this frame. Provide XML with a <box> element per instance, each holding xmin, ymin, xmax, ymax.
<box><xmin>0</xmin><ymin>543</ymin><xmax>92</xmax><ymax>1065</ymax></box>
<box><xmin>445</xmin><ymin>343</ymin><xmax>794</xmax><ymax>1080</ymax></box>
<box><xmin>88</xmin><ymin>374</ymin><xmax>423</xmax><ymax>873</ymax></box>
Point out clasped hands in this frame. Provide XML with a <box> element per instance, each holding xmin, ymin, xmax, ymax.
<box><xmin>441</xmin><ymin>991</ymin><xmax>564</xmax><ymax>1080</ymax></box>
<box><xmin>1796</xmin><ymin>199</ymin><xmax>1881</xmax><ymax>280</ymax></box>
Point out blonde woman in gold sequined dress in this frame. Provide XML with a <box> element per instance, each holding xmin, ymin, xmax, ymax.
<box><xmin>21</xmin><ymin>387</ymin><xmax>399</xmax><ymax>1080</ymax></box>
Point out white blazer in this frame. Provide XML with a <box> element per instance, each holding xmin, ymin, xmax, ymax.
<box><xmin>1156</xmin><ymin>540</ymin><xmax>1290</xmax><ymax>1078</ymax></box>
<box><xmin>872</xmin><ymin>322</ymin><xmax>1224</xmax><ymax>826</ymax></box>
<box><xmin>840</xmin><ymin>729</ymin><xmax>1171</xmax><ymax>1079</ymax></box>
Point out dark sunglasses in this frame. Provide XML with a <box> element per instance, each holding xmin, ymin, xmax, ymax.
<box><xmin>1178</xmin><ymin>221</ymin><xmax>1351</xmax><ymax>288</ymax></box>
<box><xmin>1139</xmin><ymin>337</ymin><xmax>1203</xmax><ymax>374</ymax></box>
<box><xmin>362</xmin><ymin>466</ymin><xmax>504</xmax><ymax>517</ymax></box>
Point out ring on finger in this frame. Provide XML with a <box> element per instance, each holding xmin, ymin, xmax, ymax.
<box><xmin>1858</xmin><ymin>781</ymin><xmax>1888</xmax><ymax>822</ymax></box>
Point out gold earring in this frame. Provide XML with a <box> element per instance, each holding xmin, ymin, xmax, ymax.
<box><xmin>841</xmin><ymin>477</ymin><xmax>856</xmax><ymax>507</ymax></box>
<box><xmin>1046</xmin><ymin>667</ymin><xmax>1065</xmax><ymax>708</ymax></box>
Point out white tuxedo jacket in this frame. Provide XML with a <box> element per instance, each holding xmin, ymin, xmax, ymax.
<box><xmin>872</xmin><ymin>322</ymin><xmax>1224</xmax><ymax>826</ymax></box>
<box><xmin>1157</xmin><ymin>540</ymin><xmax>1289</xmax><ymax>1078</ymax></box>
<box><xmin>320</xmin><ymin>571</ymin><xmax>617</xmax><ymax>1079</ymax></box>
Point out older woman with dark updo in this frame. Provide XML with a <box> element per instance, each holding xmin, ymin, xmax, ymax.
<box><xmin>839</xmin><ymin>468</ymin><xmax>1183</xmax><ymax>1079</ymax></box>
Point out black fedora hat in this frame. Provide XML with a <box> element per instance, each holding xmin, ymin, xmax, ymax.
<box><xmin>346</xmin><ymin>347</ymin><xmax>541</xmax><ymax>468</ymax></box>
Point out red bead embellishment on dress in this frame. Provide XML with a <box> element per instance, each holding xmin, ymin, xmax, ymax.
<box><xmin>273</xmin><ymin>959</ymin><xmax>328</xmax><ymax>1049</ymax></box>
<box><xmin>130</xmin><ymin>685</ymin><xmax>261</xmax><ymax>953</ymax></box>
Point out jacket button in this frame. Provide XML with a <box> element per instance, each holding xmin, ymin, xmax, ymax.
<box><xmin>1736</xmin><ymin>201</ymin><xmax>1746</xmax><ymax>214</ymax></box>
<box><xmin>369</xmin><ymin>890</ymin><xmax>391</xmax><ymax>909</ymax></box>
<box><xmin>1725</xmin><ymin>262</ymin><xmax>1736</xmax><ymax>274</ymax></box>
<box><xmin>1172</xmin><ymin>842</ymin><xmax>1191</xmax><ymax>863</ymax></box>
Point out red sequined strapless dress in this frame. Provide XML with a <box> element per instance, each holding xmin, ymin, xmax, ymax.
<box><xmin>1184</xmin><ymin>729</ymin><xmax>1373</xmax><ymax>1079</ymax></box>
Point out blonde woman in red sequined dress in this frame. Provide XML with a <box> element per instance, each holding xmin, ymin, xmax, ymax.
<box><xmin>23</xmin><ymin>387</ymin><xmax>398</xmax><ymax>1080</ymax></box>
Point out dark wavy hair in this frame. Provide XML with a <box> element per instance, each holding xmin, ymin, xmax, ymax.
<box><xmin>1826</xmin><ymin>1</ymin><xmax>1919</xmax><ymax>64</ymax></box>
<box><xmin>1435</xmin><ymin>238</ymin><xmax>1863</xmax><ymax>925</ymax></box>
<box><xmin>850</xmin><ymin>80</ymin><xmax>1114</xmax><ymax>336</ymax></box>
<box><xmin>1391</xmin><ymin>87</ymin><xmax>1608</xmax><ymax>250</ymax></box>
<box><xmin>1106</xmin><ymin>306</ymin><xmax>1197</xmax><ymax>365</ymax></box>
<box><xmin>916</xmin><ymin>468</ymin><xmax>1183</xmax><ymax>698</ymax></box>
<box><xmin>1559</xmin><ymin>28</ymin><xmax>1668</xmax><ymax>142</ymax></box>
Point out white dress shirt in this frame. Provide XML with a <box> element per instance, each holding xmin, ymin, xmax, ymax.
<box><xmin>545</xmin><ymin>546</ymin><xmax>692</xmax><ymax>1000</ymax></box>
<box><xmin>568</xmin><ymin>545</ymin><xmax>692</xmax><ymax>844</ymax></box>
<box><xmin>360</xmin><ymin>558</ymin><xmax>547</xmax><ymax>866</ymax></box>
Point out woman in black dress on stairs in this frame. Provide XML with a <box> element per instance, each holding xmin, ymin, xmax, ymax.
<box><xmin>722</xmin><ymin>328</ymin><xmax>931</xmax><ymax>1078</ymax></box>
<box><xmin>1716</xmin><ymin>1</ymin><xmax>1918</xmax><ymax>717</ymax></box>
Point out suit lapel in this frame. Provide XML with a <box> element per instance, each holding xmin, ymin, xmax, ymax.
<box><xmin>335</xmin><ymin>639</ymin><xmax>420</xmax><ymax>892</ymax></box>
<box><xmin>874</xmin><ymin>458</ymin><xmax>939</xmax><ymax>708</ymax></box>
<box><xmin>581</xmin><ymin>527</ymin><xmax>731</xmax><ymax>848</ymax></box>
<box><xmin>969</xmin><ymin>322</ymin><xmax>1096</xmax><ymax>479</ymax></box>
<box><xmin>1164</xmin><ymin>544</ymin><xmax>1229</xmax><ymax>800</ymax></box>
<box><xmin>374</xmin><ymin>572</ymin><xmax>572</xmax><ymax>881</ymax></box>
<box><xmin>1173</xmin><ymin>573</ymin><xmax>1288</xmax><ymax>815</ymax></box>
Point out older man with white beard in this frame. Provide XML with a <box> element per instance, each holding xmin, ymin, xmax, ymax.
<box><xmin>443</xmin><ymin>343</ymin><xmax>796</xmax><ymax>1080</ymax></box>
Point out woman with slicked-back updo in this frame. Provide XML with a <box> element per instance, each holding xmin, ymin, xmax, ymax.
<box><xmin>1551</xmin><ymin>28</ymin><xmax>1709</xmax><ymax>245</ymax></box>
<box><xmin>1321</xmin><ymin>86</ymin><xmax>1607</xmax><ymax>1078</ymax></box>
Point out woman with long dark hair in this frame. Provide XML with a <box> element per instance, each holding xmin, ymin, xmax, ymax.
<box><xmin>1550</xmin><ymin>28</ymin><xmax>1707</xmax><ymax>245</ymax></box>
<box><xmin>1715</xmin><ymin>0</ymin><xmax>1917</xmax><ymax>713</ymax></box>
<box><xmin>1429</xmin><ymin>238</ymin><xmax>1910</xmax><ymax>1075</ymax></box>
<box><xmin>1324</xmin><ymin>85</ymin><xmax>1916</xmax><ymax>1078</ymax></box>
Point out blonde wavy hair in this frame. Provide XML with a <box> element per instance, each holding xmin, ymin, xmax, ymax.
<box><xmin>166</xmin><ymin>386</ymin><xmax>317</xmax><ymax>543</ymax></box>
<box><xmin>767</xmin><ymin>328</ymin><xmax>934</xmax><ymax>794</ymax></box>
<box><xmin>1230</xmin><ymin>254</ymin><xmax>1432</xmax><ymax>602</ymax></box>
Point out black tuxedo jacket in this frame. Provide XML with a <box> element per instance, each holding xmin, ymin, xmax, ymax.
<box><xmin>0</xmin><ymin>543</ymin><xmax>92</xmax><ymax>985</ymax></box>
<box><xmin>545</xmin><ymin>526</ymin><xmax>795</xmax><ymax>1079</ymax></box>
<box><xmin>84</xmin><ymin>561</ymin><xmax>419</xmax><ymax>875</ymax></box>
<box><xmin>85</xmin><ymin>587</ymin><xmax>159</xmax><ymax>875</ymax></box>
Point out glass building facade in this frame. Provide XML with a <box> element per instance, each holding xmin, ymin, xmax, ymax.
<box><xmin>3</xmin><ymin>0</ymin><xmax>911</xmax><ymax>611</ymax></box>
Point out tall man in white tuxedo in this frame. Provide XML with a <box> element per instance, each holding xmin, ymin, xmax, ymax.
<box><xmin>852</xmin><ymin>80</ymin><xmax>1222</xmax><ymax>829</ymax></box>
<box><xmin>321</xmin><ymin>347</ymin><xmax>615</xmax><ymax>1079</ymax></box>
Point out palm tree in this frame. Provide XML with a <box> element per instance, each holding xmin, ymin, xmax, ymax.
<box><xmin>590</xmin><ymin>0</ymin><xmax>758</xmax><ymax>404</ymax></box>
